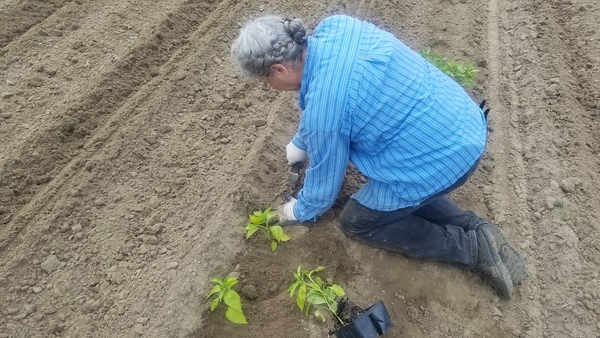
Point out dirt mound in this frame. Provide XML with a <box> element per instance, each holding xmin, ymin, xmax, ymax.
<box><xmin>1</xmin><ymin>0</ymin><xmax>599</xmax><ymax>337</ymax></box>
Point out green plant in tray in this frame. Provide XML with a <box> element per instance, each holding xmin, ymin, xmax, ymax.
<box><xmin>206</xmin><ymin>276</ymin><xmax>247</xmax><ymax>324</ymax></box>
<box><xmin>420</xmin><ymin>49</ymin><xmax>478</xmax><ymax>89</ymax></box>
<box><xmin>288</xmin><ymin>265</ymin><xmax>346</xmax><ymax>325</ymax></box>
<box><xmin>244</xmin><ymin>208</ymin><xmax>290</xmax><ymax>251</ymax></box>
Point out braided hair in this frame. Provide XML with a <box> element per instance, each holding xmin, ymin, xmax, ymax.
<box><xmin>231</xmin><ymin>15</ymin><xmax>308</xmax><ymax>78</ymax></box>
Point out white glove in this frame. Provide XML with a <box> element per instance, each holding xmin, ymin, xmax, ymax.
<box><xmin>278</xmin><ymin>197</ymin><xmax>298</xmax><ymax>225</ymax></box>
<box><xmin>286</xmin><ymin>141</ymin><xmax>307</xmax><ymax>166</ymax></box>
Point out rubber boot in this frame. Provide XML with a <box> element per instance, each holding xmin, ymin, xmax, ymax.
<box><xmin>474</xmin><ymin>224</ymin><xmax>513</xmax><ymax>299</ymax></box>
<box><xmin>487</xmin><ymin>223</ymin><xmax>528</xmax><ymax>286</ymax></box>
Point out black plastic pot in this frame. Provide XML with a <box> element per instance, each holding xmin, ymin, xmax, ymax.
<box><xmin>332</xmin><ymin>301</ymin><xmax>394</xmax><ymax>338</ymax></box>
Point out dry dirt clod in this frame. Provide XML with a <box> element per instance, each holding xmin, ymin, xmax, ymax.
<box><xmin>136</xmin><ymin>317</ymin><xmax>149</xmax><ymax>325</ymax></box>
<box><xmin>6</xmin><ymin>307</ymin><xmax>19</xmax><ymax>315</ymax></box>
<box><xmin>26</xmin><ymin>77</ymin><xmax>44</xmax><ymax>88</ymax></box>
<box><xmin>166</xmin><ymin>262</ymin><xmax>179</xmax><ymax>270</ymax></box>
<box><xmin>133</xmin><ymin>323</ymin><xmax>144</xmax><ymax>335</ymax></box>
<box><xmin>81</xmin><ymin>299</ymin><xmax>101</xmax><ymax>313</ymax></box>
<box><xmin>71</xmin><ymin>223</ymin><xmax>83</xmax><ymax>233</ymax></box>
<box><xmin>249</xmin><ymin>118</ymin><xmax>267</xmax><ymax>127</ymax></box>
<box><xmin>40</xmin><ymin>255</ymin><xmax>61</xmax><ymax>274</ymax></box>
<box><xmin>227</xmin><ymin>271</ymin><xmax>240</xmax><ymax>278</ymax></box>
<box><xmin>24</xmin><ymin>304</ymin><xmax>36</xmax><ymax>315</ymax></box>
<box><xmin>47</xmin><ymin>322</ymin><xmax>65</xmax><ymax>334</ymax></box>
<box><xmin>157</xmin><ymin>125</ymin><xmax>172</xmax><ymax>134</ymax></box>
<box><xmin>560</xmin><ymin>177</ymin><xmax>580</xmax><ymax>193</ymax></box>
<box><xmin>285</xmin><ymin>225</ymin><xmax>310</xmax><ymax>239</ymax></box>
<box><xmin>240</xmin><ymin>284</ymin><xmax>258</xmax><ymax>300</ymax></box>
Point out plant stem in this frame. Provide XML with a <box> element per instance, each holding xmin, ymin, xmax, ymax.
<box><xmin>265</xmin><ymin>220</ymin><xmax>271</xmax><ymax>240</ymax></box>
<box><xmin>330</xmin><ymin>304</ymin><xmax>345</xmax><ymax>325</ymax></box>
<box><xmin>306</xmin><ymin>275</ymin><xmax>345</xmax><ymax>325</ymax></box>
<box><xmin>259</xmin><ymin>224</ymin><xmax>270</xmax><ymax>240</ymax></box>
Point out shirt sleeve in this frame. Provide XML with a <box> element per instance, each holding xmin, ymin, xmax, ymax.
<box><xmin>291</xmin><ymin>132</ymin><xmax>307</xmax><ymax>151</ymax></box>
<box><xmin>292</xmin><ymin>130</ymin><xmax>350</xmax><ymax>222</ymax></box>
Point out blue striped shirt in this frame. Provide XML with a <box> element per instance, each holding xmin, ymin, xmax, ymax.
<box><xmin>292</xmin><ymin>15</ymin><xmax>487</xmax><ymax>222</ymax></box>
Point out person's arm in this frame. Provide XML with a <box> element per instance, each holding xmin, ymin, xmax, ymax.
<box><xmin>293</xmin><ymin>130</ymin><xmax>350</xmax><ymax>222</ymax></box>
<box><xmin>291</xmin><ymin>131</ymin><xmax>307</xmax><ymax>151</ymax></box>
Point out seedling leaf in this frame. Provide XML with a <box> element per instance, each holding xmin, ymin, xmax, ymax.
<box><xmin>210</xmin><ymin>298</ymin><xmax>219</xmax><ymax>311</ymax></box>
<box><xmin>330</xmin><ymin>284</ymin><xmax>345</xmax><ymax>297</ymax></box>
<box><xmin>206</xmin><ymin>285</ymin><xmax>221</xmax><ymax>299</ymax></box>
<box><xmin>223</xmin><ymin>277</ymin><xmax>238</xmax><ymax>288</ymax></box>
<box><xmin>245</xmin><ymin>227</ymin><xmax>259</xmax><ymax>239</ymax></box>
<box><xmin>306</xmin><ymin>293</ymin><xmax>327</xmax><ymax>305</ymax></box>
<box><xmin>325</xmin><ymin>288</ymin><xmax>336</xmax><ymax>301</ymax></box>
<box><xmin>270</xmin><ymin>225</ymin><xmax>284</xmax><ymax>241</ymax></box>
<box><xmin>288</xmin><ymin>281</ymin><xmax>300</xmax><ymax>297</ymax></box>
<box><xmin>314</xmin><ymin>309</ymin><xmax>327</xmax><ymax>322</ymax></box>
<box><xmin>226</xmin><ymin>307</ymin><xmax>247</xmax><ymax>324</ymax></box>
<box><xmin>266</xmin><ymin>210</ymin><xmax>277</xmax><ymax>221</ymax></box>
<box><xmin>297</xmin><ymin>284</ymin><xmax>306</xmax><ymax>310</ymax></box>
<box><xmin>223</xmin><ymin>290</ymin><xmax>242</xmax><ymax>311</ymax></box>
<box><xmin>330</xmin><ymin>301</ymin><xmax>338</xmax><ymax>314</ymax></box>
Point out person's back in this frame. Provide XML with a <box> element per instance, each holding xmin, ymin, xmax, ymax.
<box><xmin>300</xmin><ymin>15</ymin><xmax>488</xmax><ymax>209</ymax></box>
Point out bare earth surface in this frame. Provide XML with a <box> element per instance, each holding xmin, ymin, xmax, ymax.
<box><xmin>1</xmin><ymin>0</ymin><xmax>599</xmax><ymax>337</ymax></box>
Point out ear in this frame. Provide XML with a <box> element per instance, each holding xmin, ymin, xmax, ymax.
<box><xmin>269</xmin><ymin>63</ymin><xmax>291</xmax><ymax>76</ymax></box>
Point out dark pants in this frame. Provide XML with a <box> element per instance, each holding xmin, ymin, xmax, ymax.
<box><xmin>339</xmin><ymin>159</ymin><xmax>486</xmax><ymax>270</ymax></box>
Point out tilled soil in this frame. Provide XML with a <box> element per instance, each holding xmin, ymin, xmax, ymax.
<box><xmin>1</xmin><ymin>0</ymin><xmax>599</xmax><ymax>337</ymax></box>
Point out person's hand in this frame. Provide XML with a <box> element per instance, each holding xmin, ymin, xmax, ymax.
<box><xmin>277</xmin><ymin>197</ymin><xmax>298</xmax><ymax>226</ymax></box>
<box><xmin>286</xmin><ymin>141</ymin><xmax>307</xmax><ymax>165</ymax></box>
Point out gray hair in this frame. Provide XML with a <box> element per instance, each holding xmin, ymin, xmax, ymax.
<box><xmin>231</xmin><ymin>15</ymin><xmax>308</xmax><ymax>78</ymax></box>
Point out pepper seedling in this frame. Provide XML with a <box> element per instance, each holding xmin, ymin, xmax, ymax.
<box><xmin>420</xmin><ymin>49</ymin><xmax>478</xmax><ymax>89</ymax></box>
<box><xmin>244</xmin><ymin>208</ymin><xmax>290</xmax><ymax>251</ymax></box>
<box><xmin>288</xmin><ymin>265</ymin><xmax>346</xmax><ymax>325</ymax></box>
<box><xmin>206</xmin><ymin>276</ymin><xmax>247</xmax><ymax>324</ymax></box>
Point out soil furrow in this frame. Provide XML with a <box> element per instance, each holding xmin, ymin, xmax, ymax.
<box><xmin>0</xmin><ymin>0</ymin><xmax>70</xmax><ymax>50</ymax></box>
<box><xmin>0</xmin><ymin>0</ymin><xmax>221</xmax><ymax>251</ymax></box>
<box><xmin>485</xmin><ymin>0</ymin><xmax>532</xmax><ymax>254</ymax></box>
<box><xmin>0</xmin><ymin>0</ymin><xmax>296</xmax><ymax>335</ymax></box>
<box><xmin>493</xmin><ymin>0</ymin><xmax>599</xmax><ymax>336</ymax></box>
<box><xmin>529</xmin><ymin>2</ymin><xmax>599</xmax><ymax>336</ymax></box>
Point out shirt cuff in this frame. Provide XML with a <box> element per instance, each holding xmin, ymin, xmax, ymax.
<box><xmin>291</xmin><ymin>135</ymin><xmax>307</xmax><ymax>151</ymax></box>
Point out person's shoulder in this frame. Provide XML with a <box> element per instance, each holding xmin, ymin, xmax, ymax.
<box><xmin>319</xmin><ymin>14</ymin><xmax>360</xmax><ymax>25</ymax></box>
<box><xmin>316</xmin><ymin>14</ymin><xmax>364</xmax><ymax>31</ymax></box>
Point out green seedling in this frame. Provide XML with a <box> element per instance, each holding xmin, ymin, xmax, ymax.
<box><xmin>206</xmin><ymin>276</ymin><xmax>247</xmax><ymax>324</ymax></box>
<box><xmin>244</xmin><ymin>208</ymin><xmax>291</xmax><ymax>251</ymax></box>
<box><xmin>560</xmin><ymin>208</ymin><xmax>571</xmax><ymax>221</ymax></box>
<box><xmin>288</xmin><ymin>265</ymin><xmax>346</xmax><ymax>325</ymax></box>
<box><xmin>420</xmin><ymin>49</ymin><xmax>478</xmax><ymax>89</ymax></box>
